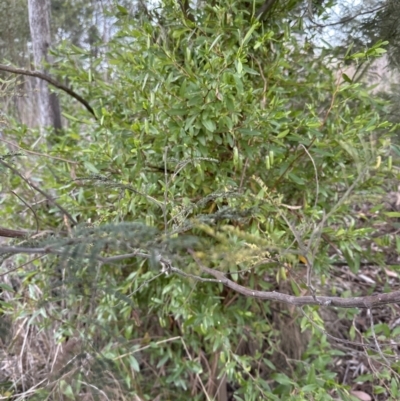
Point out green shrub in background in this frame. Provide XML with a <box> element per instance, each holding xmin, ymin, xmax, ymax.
<box><xmin>1</xmin><ymin>1</ymin><xmax>399</xmax><ymax>400</ymax></box>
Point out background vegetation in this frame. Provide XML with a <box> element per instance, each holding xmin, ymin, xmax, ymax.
<box><xmin>1</xmin><ymin>0</ymin><xmax>400</xmax><ymax>400</ymax></box>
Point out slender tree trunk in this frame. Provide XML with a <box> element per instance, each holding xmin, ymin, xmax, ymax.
<box><xmin>28</xmin><ymin>0</ymin><xmax>62</xmax><ymax>133</ymax></box>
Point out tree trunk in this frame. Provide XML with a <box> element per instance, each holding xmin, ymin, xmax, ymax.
<box><xmin>28</xmin><ymin>0</ymin><xmax>62</xmax><ymax>133</ymax></box>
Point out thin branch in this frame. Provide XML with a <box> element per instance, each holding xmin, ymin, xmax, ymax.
<box><xmin>170</xmin><ymin>266</ymin><xmax>222</xmax><ymax>283</ymax></box>
<box><xmin>239</xmin><ymin>157</ymin><xmax>249</xmax><ymax>193</ymax></box>
<box><xmin>129</xmin><ymin>271</ymin><xmax>165</xmax><ymax>296</ymax></box>
<box><xmin>114</xmin><ymin>336</ymin><xmax>182</xmax><ymax>359</ymax></box>
<box><xmin>368</xmin><ymin>308</ymin><xmax>390</xmax><ymax>366</ymax></box>
<box><xmin>255</xmin><ymin>0</ymin><xmax>278</xmax><ymax>19</ymax></box>
<box><xmin>76</xmin><ymin>176</ymin><xmax>164</xmax><ymax>211</ymax></box>
<box><xmin>187</xmin><ymin>249</ymin><xmax>400</xmax><ymax>309</ymax></box>
<box><xmin>0</xmin><ymin>63</ymin><xmax>96</xmax><ymax>119</ymax></box>
<box><xmin>299</xmin><ymin>144</ymin><xmax>318</xmax><ymax>210</ymax></box>
<box><xmin>270</xmin><ymin>135</ymin><xmax>316</xmax><ymax>191</ymax></box>
<box><xmin>180</xmin><ymin>337</ymin><xmax>212</xmax><ymax>401</ymax></box>
<box><xmin>0</xmin><ymin>137</ymin><xmax>78</xmax><ymax>164</ymax></box>
<box><xmin>1</xmin><ymin>242</ymin><xmax>400</xmax><ymax>308</ymax></box>
<box><xmin>272</xmin><ymin>73</ymin><xmax>341</xmax><ymax>191</ymax></box>
<box><xmin>0</xmin><ymin>158</ymin><xmax>77</xmax><ymax>225</ymax></box>
<box><xmin>163</xmin><ymin>146</ymin><xmax>169</xmax><ymax>234</ymax></box>
<box><xmin>0</xmin><ymin>246</ymin><xmax>55</xmax><ymax>255</ymax></box>
<box><xmin>11</xmin><ymin>190</ymin><xmax>39</xmax><ymax>234</ymax></box>
<box><xmin>299</xmin><ymin>307</ymin><xmax>395</xmax><ymax>355</ymax></box>
<box><xmin>309</xmin><ymin>5</ymin><xmax>386</xmax><ymax>28</ymax></box>
<box><xmin>0</xmin><ymin>255</ymin><xmax>45</xmax><ymax>277</ymax></box>
<box><xmin>306</xmin><ymin>168</ymin><xmax>367</xmax><ymax>255</ymax></box>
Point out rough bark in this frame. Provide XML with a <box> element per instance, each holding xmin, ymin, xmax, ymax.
<box><xmin>28</xmin><ymin>0</ymin><xmax>62</xmax><ymax>132</ymax></box>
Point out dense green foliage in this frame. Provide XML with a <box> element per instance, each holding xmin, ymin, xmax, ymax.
<box><xmin>1</xmin><ymin>1</ymin><xmax>400</xmax><ymax>400</ymax></box>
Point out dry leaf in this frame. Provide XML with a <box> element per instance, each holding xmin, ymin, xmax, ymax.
<box><xmin>350</xmin><ymin>390</ymin><xmax>372</xmax><ymax>401</ymax></box>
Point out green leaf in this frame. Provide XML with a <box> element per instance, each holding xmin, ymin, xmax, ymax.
<box><xmin>209</xmin><ymin>34</ymin><xmax>223</xmax><ymax>52</ymax></box>
<box><xmin>188</xmin><ymin>95</ymin><xmax>203</xmax><ymax>106</ymax></box>
<box><xmin>242</xmin><ymin>24</ymin><xmax>258</xmax><ymax>46</ymax></box>
<box><xmin>202</xmin><ymin>119</ymin><xmax>216</xmax><ymax>132</ymax></box>
<box><xmin>84</xmin><ymin>161</ymin><xmax>99</xmax><ymax>173</ymax></box>
<box><xmin>351</xmin><ymin>52</ymin><xmax>365</xmax><ymax>59</ymax></box>
<box><xmin>342</xmin><ymin>73</ymin><xmax>352</xmax><ymax>83</ymax></box>
<box><xmin>236</xmin><ymin>59</ymin><xmax>243</xmax><ymax>74</ymax></box>
<box><xmin>238</xmin><ymin>128</ymin><xmax>261</xmax><ymax>136</ymax></box>
<box><xmin>0</xmin><ymin>283</ymin><xmax>14</xmax><ymax>292</ymax></box>
<box><xmin>59</xmin><ymin>380</ymin><xmax>75</xmax><ymax>400</ymax></box>
<box><xmin>169</xmin><ymin>108</ymin><xmax>188</xmax><ymax>116</ymax></box>
<box><xmin>117</xmin><ymin>5</ymin><xmax>129</xmax><ymax>15</ymax></box>
<box><xmin>272</xmin><ymin>373</ymin><xmax>296</xmax><ymax>385</ymax></box>
<box><xmin>384</xmin><ymin>212</ymin><xmax>400</xmax><ymax>218</ymax></box>
<box><xmin>129</xmin><ymin>355</ymin><xmax>140</xmax><ymax>372</ymax></box>
<box><xmin>276</xmin><ymin>129</ymin><xmax>290</xmax><ymax>138</ymax></box>
<box><xmin>302</xmin><ymin>384</ymin><xmax>318</xmax><ymax>392</ymax></box>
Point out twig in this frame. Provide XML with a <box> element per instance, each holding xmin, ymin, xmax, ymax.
<box><xmin>239</xmin><ymin>157</ymin><xmax>249</xmax><ymax>193</ymax></box>
<box><xmin>180</xmin><ymin>337</ymin><xmax>212</xmax><ymax>401</ymax></box>
<box><xmin>164</xmin><ymin>146</ymin><xmax>169</xmax><ymax>234</ymax></box>
<box><xmin>306</xmin><ymin>169</ymin><xmax>366</xmax><ymax>255</ymax></box>
<box><xmin>76</xmin><ymin>176</ymin><xmax>164</xmax><ymax>212</ymax></box>
<box><xmin>0</xmin><ymin>158</ymin><xmax>77</xmax><ymax>225</ymax></box>
<box><xmin>299</xmin><ymin>144</ymin><xmax>319</xmax><ymax>210</ymax></box>
<box><xmin>309</xmin><ymin>5</ymin><xmax>386</xmax><ymax>28</ymax></box>
<box><xmin>129</xmin><ymin>271</ymin><xmax>165</xmax><ymax>296</ymax></box>
<box><xmin>11</xmin><ymin>190</ymin><xmax>39</xmax><ymax>234</ymax></box>
<box><xmin>170</xmin><ymin>266</ymin><xmax>222</xmax><ymax>283</ymax></box>
<box><xmin>0</xmin><ymin>137</ymin><xmax>78</xmax><ymax>164</ymax></box>
<box><xmin>272</xmin><ymin>72</ymin><xmax>341</xmax><ymax>191</ymax></box>
<box><xmin>299</xmin><ymin>307</ymin><xmax>395</xmax><ymax>355</ymax></box>
<box><xmin>368</xmin><ymin>308</ymin><xmax>390</xmax><ymax>366</ymax></box>
<box><xmin>251</xmin><ymin>55</ymin><xmax>268</xmax><ymax>108</ymax></box>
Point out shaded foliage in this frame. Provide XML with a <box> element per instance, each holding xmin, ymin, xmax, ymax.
<box><xmin>0</xmin><ymin>1</ymin><xmax>399</xmax><ymax>400</ymax></box>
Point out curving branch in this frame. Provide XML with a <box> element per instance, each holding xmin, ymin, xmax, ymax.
<box><xmin>187</xmin><ymin>249</ymin><xmax>400</xmax><ymax>309</ymax></box>
<box><xmin>0</xmin><ymin>63</ymin><xmax>96</xmax><ymax>119</ymax></box>
<box><xmin>193</xmin><ymin>262</ymin><xmax>400</xmax><ymax>309</ymax></box>
<box><xmin>309</xmin><ymin>4</ymin><xmax>386</xmax><ymax>28</ymax></box>
<box><xmin>0</xmin><ymin>241</ymin><xmax>398</xmax><ymax>309</ymax></box>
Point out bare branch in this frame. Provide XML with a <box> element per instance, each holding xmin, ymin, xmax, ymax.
<box><xmin>2</xmin><ymin>240</ymin><xmax>398</xmax><ymax>310</ymax></box>
<box><xmin>0</xmin><ymin>63</ymin><xmax>96</xmax><ymax>119</ymax></box>
<box><xmin>0</xmin><ymin>226</ymin><xmax>32</xmax><ymax>238</ymax></box>
<box><xmin>309</xmin><ymin>5</ymin><xmax>386</xmax><ymax>28</ymax></box>
<box><xmin>189</xmin><ymin>253</ymin><xmax>400</xmax><ymax>309</ymax></box>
